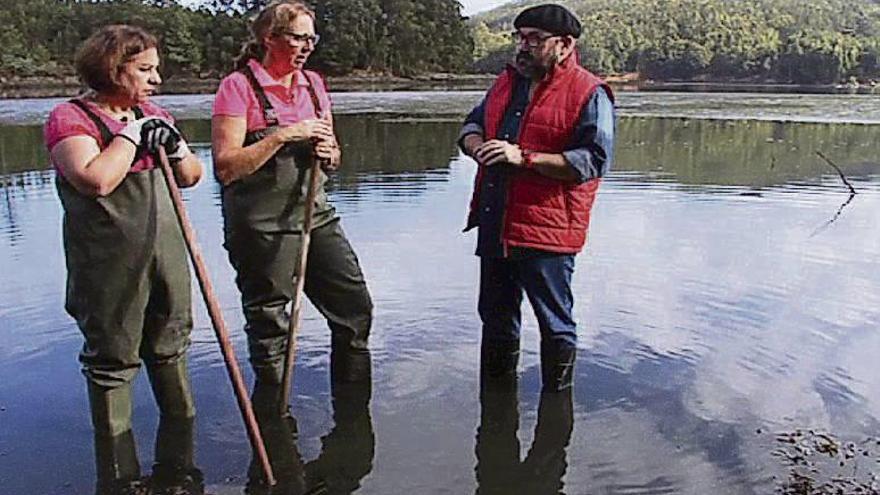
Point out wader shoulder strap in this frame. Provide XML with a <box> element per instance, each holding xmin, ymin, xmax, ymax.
<box><xmin>241</xmin><ymin>65</ymin><xmax>279</xmax><ymax>126</ymax></box>
<box><xmin>303</xmin><ymin>71</ymin><xmax>325</xmax><ymax>119</ymax></box>
<box><xmin>68</xmin><ymin>99</ymin><xmax>145</xmax><ymax>149</ymax></box>
<box><xmin>69</xmin><ymin>99</ymin><xmax>113</xmax><ymax>148</ymax></box>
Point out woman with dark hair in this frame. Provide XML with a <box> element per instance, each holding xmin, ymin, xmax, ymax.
<box><xmin>211</xmin><ymin>0</ymin><xmax>373</xmax><ymax>425</ymax></box>
<box><xmin>44</xmin><ymin>24</ymin><xmax>203</xmax><ymax>495</ymax></box>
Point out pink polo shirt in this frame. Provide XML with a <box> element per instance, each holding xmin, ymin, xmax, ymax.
<box><xmin>212</xmin><ymin>59</ymin><xmax>332</xmax><ymax>132</ymax></box>
<box><xmin>44</xmin><ymin>99</ymin><xmax>174</xmax><ymax>175</ymax></box>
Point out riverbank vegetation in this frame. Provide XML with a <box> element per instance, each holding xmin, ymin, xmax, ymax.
<box><xmin>472</xmin><ymin>0</ymin><xmax>880</xmax><ymax>85</ymax></box>
<box><xmin>0</xmin><ymin>0</ymin><xmax>473</xmax><ymax>81</ymax></box>
<box><xmin>3</xmin><ymin>0</ymin><xmax>880</xmax><ymax>92</ymax></box>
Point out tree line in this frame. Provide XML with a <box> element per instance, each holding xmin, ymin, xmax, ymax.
<box><xmin>472</xmin><ymin>0</ymin><xmax>880</xmax><ymax>84</ymax></box>
<box><xmin>0</xmin><ymin>0</ymin><xmax>473</xmax><ymax>80</ymax></box>
<box><xmin>5</xmin><ymin>0</ymin><xmax>878</xmax><ymax>85</ymax></box>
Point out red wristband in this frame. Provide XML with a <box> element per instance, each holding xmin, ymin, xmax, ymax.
<box><xmin>522</xmin><ymin>150</ymin><xmax>536</xmax><ymax>169</ymax></box>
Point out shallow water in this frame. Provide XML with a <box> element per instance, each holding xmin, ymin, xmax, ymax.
<box><xmin>1</xmin><ymin>93</ymin><xmax>879</xmax><ymax>494</ymax></box>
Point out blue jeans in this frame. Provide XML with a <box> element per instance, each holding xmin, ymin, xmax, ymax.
<box><xmin>478</xmin><ymin>254</ymin><xmax>577</xmax><ymax>350</ymax></box>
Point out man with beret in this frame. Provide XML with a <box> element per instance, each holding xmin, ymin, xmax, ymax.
<box><xmin>459</xmin><ymin>3</ymin><xmax>615</xmax><ymax>392</ymax></box>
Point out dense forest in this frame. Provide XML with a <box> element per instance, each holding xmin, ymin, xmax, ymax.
<box><xmin>3</xmin><ymin>0</ymin><xmax>880</xmax><ymax>85</ymax></box>
<box><xmin>472</xmin><ymin>0</ymin><xmax>880</xmax><ymax>84</ymax></box>
<box><xmin>0</xmin><ymin>0</ymin><xmax>473</xmax><ymax>79</ymax></box>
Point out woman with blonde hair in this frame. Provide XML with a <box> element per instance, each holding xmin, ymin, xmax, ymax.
<box><xmin>44</xmin><ymin>24</ymin><xmax>203</xmax><ymax>495</ymax></box>
<box><xmin>212</xmin><ymin>0</ymin><xmax>373</xmax><ymax>436</ymax></box>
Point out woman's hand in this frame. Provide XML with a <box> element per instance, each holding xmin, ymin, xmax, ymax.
<box><xmin>314</xmin><ymin>138</ymin><xmax>341</xmax><ymax>171</ymax></box>
<box><xmin>272</xmin><ymin>118</ymin><xmax>334</xmax><ymax>144</ymax></box>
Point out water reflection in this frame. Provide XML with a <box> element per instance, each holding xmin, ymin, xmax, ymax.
<box><xmin>245</xmin><ymin>379</ymin><xmax>374</xmax><ymax>495</ymax></box>
<box><xmin>4</xmin><ymin>117</ymin><xmax>878</xmax><ymax>189</ymax></box>
<box><xmin>2</xmin><ymin>107</ymin><xmax>880</xmax><ymax>494</ymax></box>
<box><xmin>476</xmin><ymin>378</ymin><xmax>573</xmax><ymax>495</ymax></box>
<box><xmin>615</xmin><ymin>118</ymin><xmax>880</xmax><ymax>187</ymax></box>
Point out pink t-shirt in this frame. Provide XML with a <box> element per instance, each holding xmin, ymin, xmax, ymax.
<box><xmin>44</xmin><ymin>99</ymin><xmax>175</xmax><ymax>174</ymax></box>
<box><xmin>212</xmin><ymin>59</ymin><xmax>332</xmax><ymax>132</ymax></box>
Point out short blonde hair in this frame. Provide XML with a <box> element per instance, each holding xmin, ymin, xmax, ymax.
<box><xmin>75</xmin><ymin>25</ymin><xmax>158</xmax><ymax>94</ymax></box>
<box><xmin>233</xmin><ymin>1</ymin><xmax>316</xmax><ymax>70</ymax></box>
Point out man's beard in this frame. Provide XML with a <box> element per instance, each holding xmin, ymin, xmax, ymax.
<box><xmin>515</xmin><ymin>51</ymin><xmax>557</xmax><ymax>79</ymax></box>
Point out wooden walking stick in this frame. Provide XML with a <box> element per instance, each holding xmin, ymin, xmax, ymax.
<box><xmin>279</xmin><ymin>78</ymin><xmax>330</xmax><ymax>411</ymax></box>
<box><xmin>157</xmin><ymin>148</ymin><xmax>276</xmax><ymax>486</ymax></box>
<box><xmin>279</xmin><ymin>156</ymin><xmax>322</xmax><ymax>411</ymax></box>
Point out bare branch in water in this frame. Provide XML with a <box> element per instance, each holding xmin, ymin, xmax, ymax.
<box><xmin>810</xmin><ymin>192</ymin><xmax>856</xmax><ymax>238</ymax></box>
<box><xmin>815</xmin><ymin>151</ymin><xmax>857</xmax><ymax>195</ymax></box>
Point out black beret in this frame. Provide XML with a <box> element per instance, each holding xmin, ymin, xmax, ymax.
<box><xmin>514</xmin><ymin>4</ymin><xmax>582</xmax><ymax>38</ymax></box>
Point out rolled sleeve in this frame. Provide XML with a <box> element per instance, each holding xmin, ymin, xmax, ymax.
<box><xmin>458</xmin><ymin>98</ymin><xmax>487</xmax><ymax>154</ymax></box>
<box><xmin>563</xmin><ymin>88</ymin><xmax>615</xmax><ymax>183</ymax></box>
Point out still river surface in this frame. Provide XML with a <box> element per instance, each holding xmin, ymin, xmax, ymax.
<box><xmin>1</xmin><ymin>91</ymin><xmax>879</xmax><ymax>494</ymax></box>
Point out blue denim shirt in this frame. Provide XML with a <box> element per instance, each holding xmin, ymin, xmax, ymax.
<box><xmin>459</xmin><ymin>74</ymin><xmax>615</xmax><ymax>258</ymax></box>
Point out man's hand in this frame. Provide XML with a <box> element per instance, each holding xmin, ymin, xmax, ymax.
<box><xmin>462</xmin><ymin>133</ymin><xmax>485</xmax><ymax>160</ymax></box>
<box><xmin>475</xmin><ymin>139</ymin><xmax>524</xmax><ymax>167</ymax></box>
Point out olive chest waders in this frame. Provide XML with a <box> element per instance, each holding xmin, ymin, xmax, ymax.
<box><xmin>57</xmin><ymin>101</ymin><xmax>200</xmax><ymax>494</ymax></box>
<box><xmin>221</xmin><ymin>67</ymin><xmax>373</xmax><ymax>422</ymax></box>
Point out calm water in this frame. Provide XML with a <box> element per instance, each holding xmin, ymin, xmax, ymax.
<box><xmin>1</xmin><ymin>92</ymin><xmax>879</xmax><ymax>494</ymax></box>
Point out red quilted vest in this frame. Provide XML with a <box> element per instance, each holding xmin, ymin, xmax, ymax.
<box><xmin>468</xmin><ymin>53</ymin><xmax>612</xmax><ymax>254</ymax></box>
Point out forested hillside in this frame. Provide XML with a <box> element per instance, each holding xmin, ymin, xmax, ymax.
<box><xmin>471</xmin><ymin>0</ymin><xmax>880</xmax><ymax>84</ymax></box>
<box><xmin>3</xmin><ymin>0</ymin><xmax>877</xmax><ymax>86</ymax></box>
<box><xmin>0</xmin><ymin>0</ymin><xmax>473</xmax><ymax>79</ymax></box>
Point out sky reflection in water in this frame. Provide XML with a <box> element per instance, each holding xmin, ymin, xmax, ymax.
<box><xmin>0</xmin><ymin>99</ymin><xmax>879</xmax><ymax>494</ymax></box>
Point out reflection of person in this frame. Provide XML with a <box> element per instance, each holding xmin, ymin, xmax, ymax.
<box><xmin>211</xmin><ymin>0</ymin><xmax>373</xmax><ymax>422</ymax></box>
<box><xmin>43</xmin><ymin>25</ymin><xmax>204</xmax><ymax>495</ymax></box>
<box><xmin>304</xmin><ymin>372</ymin><xmax>375</xmax><ymax>494</ymax></box>
<box><xmin>459</xmin><ymin>4</ymin><xmax>615</xmax><ymax>392</ymax></box>
<box><xmin>245</xmin><ymin>375</ymin><xmax>375</xmax><ymax>494</ymax></box>
<box><xmin>476</xmin><ymin>378</ymin><xmax>574</xmax><ymax>494</ymax></box>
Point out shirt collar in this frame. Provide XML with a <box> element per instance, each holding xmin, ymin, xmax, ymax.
<box><xmin>247</xmin><ymin>59</ymin><xmax>308</xmax><ymax>88</ymax></box>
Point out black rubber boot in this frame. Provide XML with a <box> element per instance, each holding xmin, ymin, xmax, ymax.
<box><xmin>540</xmin><ymin>342</ymin><xmax>576</xmax><ymax>393</ymax></box>
<box><xmin>480</xmin><ymin>340</ymin><xmax>520</xmax><ymax>390</ymax></box>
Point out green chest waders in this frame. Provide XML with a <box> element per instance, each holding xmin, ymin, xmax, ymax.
<box><xmin>221</xmin><ymin>130</ymin><xmax>336</xmax><ymax>235</ymax></box>
<box><xmin>220</xmin><ymin>68</ymin><xmax>334</xmax><ymax>391</ymax></box>
<box><xmin>57</xmin><ymin>101</ymin><xmax>198</xmax><ymax>492</ymax></box>
<box><xmin>220</xmin><ymin>66</ymin><xmax>372</xmax><ymax>407</ymax></box>
<box><xmin>221</xmin><ymin>66</ymin><xmax>335</xmax><ymax>236</ymax></box>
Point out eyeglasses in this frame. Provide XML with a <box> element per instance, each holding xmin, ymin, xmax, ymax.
<box><xmin>276</xmin><ymin>30</ymin><xmax>320</xmax><ymax>46</ymax></box>
<box><xmin>510</xmin><ymin>31</ymin><xmax>557</xmax><ymax>48</ymax></box>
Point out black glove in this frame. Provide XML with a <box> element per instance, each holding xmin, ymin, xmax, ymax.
<box><xmin>141</xmin><ymin>118</ymin><xmax>188</xmax><ymax>159</ymax></box>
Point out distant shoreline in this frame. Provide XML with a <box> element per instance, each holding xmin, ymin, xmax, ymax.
<box><xmin>0</xmin><ymin>74</ymin><xmax>499</xmax><ymax>99</ymax></box>
<box><xmin>2</xmin><ymin>73</ymin><xmax>875</xmax><ymax>99</ymax></box>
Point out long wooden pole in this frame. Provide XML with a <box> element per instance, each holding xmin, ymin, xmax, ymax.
<box><xmin>158</xmin><ymin>149</ymin><xmax>275</xmax><ymax>486</ymax></box>
<box><xmin>279</xmin><ymin>159</ymin><xmax>322</xmax><ymax>411</ymax></box>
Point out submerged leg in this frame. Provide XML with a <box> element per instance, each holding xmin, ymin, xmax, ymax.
<box><xmin>305</xmin><ymin>221</ymin><xmax>374</xmax><ymax>384</ymax></box>
<box><xmin>88</xmin><ymin>381</ymin><xmax>146</xmax><ymax>495</ymax></box>
<box><xmin>520</xmin><ymin>254</ymin><xmax>578</xmax><ymax>392</ymax></box>
<box><xmin>479</xmin><ymin>257</ymin><xmax>523</xmax><ymax>382</ymax></box>
<box><xmin>146</xmin><ymin>359</ymin><xmax>202</xmax><ymax>495</ymax></box>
